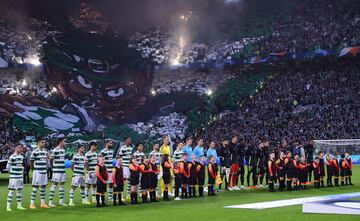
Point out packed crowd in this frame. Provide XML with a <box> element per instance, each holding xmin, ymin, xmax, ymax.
<box><xmin>0</xmin><ymin>10</ymin><xmax>59</xmax><ymax>66</ymax></box>
<box><xmin>129</xmin><ymin>0</ymin><xmax>360</xmax><ymax>66</ymax></box>
<box><xmin>0</xmin><ymin>79</ymin><xmax>53</xmax><ymax>98</ymax></box>
<box><xmin>128</xmin><ymin>112</ymin><xmax>187</xmax><ymax>140</ymax></box>
<box><xmin>128</xmin><ymin>29</ymin><xmax>262</xmax><ymax>65</ymax></box>
<box><xmin>203</xmin><ymin>61</ymin><xmax>360</xmax><ymax>145</ymax></box>
<box><xmin>151</xmin><ymin>70</ymin><xmax>234</xmax><ymax>96</ymax></box>
<box><xmin>5</xmin><ymin>134</ymin><xmax>355</xmax><ymax>211</ymax></box>
<box><xmin>257</xmin><ymin>0</ymin><xmax>360</xmax><ymax>53</ymax></box>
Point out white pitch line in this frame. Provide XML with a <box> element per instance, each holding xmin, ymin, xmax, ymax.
<box><xmin>224</xmin><ymin>192</ymin><xmax>360</xmax><ymax>209</ymax></box>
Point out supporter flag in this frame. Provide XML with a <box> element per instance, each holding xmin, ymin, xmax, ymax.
<box><xmin>307</xmin><ymin>49</ymin><xmax>331</xmax><ymax>58</ymax></box>
<box><xmin>216</xmin><ymin>174</ymin><xmax>222</xmax><ymax>187</ymax></box>
<box><xmin>269</xmin><ymin>51</ymin><xmax>287</xmax><ymax>62</ymax></box>
<box><xmin>339</xmin><ymin>46</ymin><xmax>360</xmax><ymax>57</ymax></box>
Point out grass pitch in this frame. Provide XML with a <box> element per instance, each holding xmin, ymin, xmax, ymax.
<box><xmin>1</xmin><ymin>166</ymin><xmax>359</xmax><ymax>221</ymax></box>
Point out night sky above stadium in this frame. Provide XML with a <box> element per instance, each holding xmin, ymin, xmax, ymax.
<box><xmin>1</xmin><ymin>0</ymin><xmax>248</xmax><ymax>38</ymax></box>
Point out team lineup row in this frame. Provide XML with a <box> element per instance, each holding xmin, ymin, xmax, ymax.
<box><xmin>5</xmin><ymin>136</ymin><xmax>355</xmax><ymax>211</ymax></box>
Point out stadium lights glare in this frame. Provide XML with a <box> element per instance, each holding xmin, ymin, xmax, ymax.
<box><xmin>51</xmin><ymin>87</ymin><xmax>58</xmax><ymax>93</ymax></box>
<box><xmin>24</xmin><ymin>55</ymin><xmax>42</xmax><ymax>66</ymax></box>
<box><xmin>21</xmin><ymin>79</ymin><xmax>27</xmax><ymax>87</ymax></box>
<box><xmin>150</xmin><ymin>89</ymin><xmax>156</xmax><ymax>96</ymax></box>
<box><xmin>206</xmin><ymin>89</ymin><xmax>213</xmax><ymax>96</ymax></box>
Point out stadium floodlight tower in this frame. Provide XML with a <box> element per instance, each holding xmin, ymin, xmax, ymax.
<box><xmin>314</xmin><ymin>139</ymin><xmax>360</xmax><ymax>163</ymax></box>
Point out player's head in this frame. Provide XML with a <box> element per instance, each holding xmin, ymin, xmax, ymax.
<box><xmin>14</xmin><ymin>143</ymin><xmax>23</xmax><ymax>154</ymax></box>
<box><xmin>77</xmin><ymin>144</ymin><xmax>84</xmax><ymax>154</ymax></box>
<box><xmin>294</xmin><ymin>153</ymin><xmax>299</xmax><ymax>159</ymax></box>
<box><xmin>191</xmin><ymin>154</ymin><xmax>196</xmax><ymax>162</ymax></box>
<box><xmin>105</xmin><ymin>139</ymin><xmax>113</xmax><ymax>148</ymax></box>
<box><xmin>341</xmin><ymin>153</ymin><xmax>345</xmax><ymax>158</ymax></box>
<box><xmin>153</xmin><ymin>143</ymin><xmax>159</xmax><ymax>150</ymax></box>
<box><xmin>57</xmin><ymin>137</ymin><xmax>66</xmax><ymax>147</ymax></box>
<box><xmin>37</xmin><ymin>137</ymin><xmax>46</xmax><ymax>148</ymax></box>
<box><xmin>98</xmin><ymin>155</ymin><xmax>105</xmax><ymax>164</ymax></box>
<box><xmin>89</xmin><ymin>141</ymin><xmax>97</xmax><ymax>151</ymax></box>
<box><xmin>136</xmin><ymin>143</ymin><xmax>143</xmax><ymax>152</ymax></box>
<box><xmin>209</xmin><ymin>141</ymin><xmax>215</xmax><ymax>148</ymax></box>
<box><xmin>124</xmin><ymin>137</ymin><xmax>132</xmax><ymax>145</ymax></box>
<box><xmin>162</xmin><ymin>135</ymin><xmax>170</xmax><ymax>145</ymax></box>
<box><xmin>186</xmin><ymin>137</ymin><xmax>193</xmax><ymax>146</ymax></box>
<box><xmin>231</xmin><ymin>135</ymin><xmax>238</xmax><ymax>143</ymax></box>
<box><xmin>116</xmin><ymin>156</ymin><xmax>122</xmax><ymax>165</ymax></box>
<box><xmin>314</xmin><ymin>156</ymin><xmax>319</xmax><ymax>162</ymax></box>
<box><xmin>176</xmin><ymin>142</ymin><xmax>184</xmax><ymax>150</ymax></box>
<box><xmin>197</xmin><ymin>138</ymin><xmax>204</xmax><ymax>147</ymax></box>
<box><xmin>222</xmin><ymin>138</ymin><xmax>229</xmax><ymax>146</ymax></box>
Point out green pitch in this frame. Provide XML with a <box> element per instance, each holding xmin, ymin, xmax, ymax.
<box><xmin>1</xmin><ymin>166</ymin><xmax>359</xmax><ymax>221</ymax></box>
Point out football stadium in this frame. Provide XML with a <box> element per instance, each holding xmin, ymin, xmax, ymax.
<box><xmin>0</xmin><ymin>0</ymin><xmax>360</xmax><ymax>220</ymax></box>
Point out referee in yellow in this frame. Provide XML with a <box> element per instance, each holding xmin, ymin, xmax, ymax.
<box><xmin>160</xmin><ymin>135</ymin><xmax>172</xmax><ymax>195</ymax></box>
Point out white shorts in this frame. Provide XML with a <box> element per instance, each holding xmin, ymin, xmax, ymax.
<box><xmin>123</xmin><ymin>167</ymin><xmax>130</xmax><ymax>179</ymax></box>
<box><xmin>71</xmin><ymin>175</ymin><xmax>85</xmax><ymax>187</ymax></box>
<box><xmin>32</xmin><ymin>172</ymin><xmax>48</xmax><ymax>186</ymax></box>
<box><xmin>107</xmin><ymin>172</ymin><xmax>113</xmax><ymax>184</ymax></box>
<box><xmin>8</xmin><ymin>178</ymin><xmax>24</xmax><ymax>190</ymax></box>
<box><xmin>52</xmin><ymin>173</ymin><xmax>66</xmax><ymax>183</ymax></box>
<box><xmin>85</xmin><ymin>172</ymin><xmax>97</xmax><ymax>185</ymax></box>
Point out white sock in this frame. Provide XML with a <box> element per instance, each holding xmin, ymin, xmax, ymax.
<box><xmin>7</xmin><ymin>190</ymin><xmax>14</xmax><ymax>208</ymax></box>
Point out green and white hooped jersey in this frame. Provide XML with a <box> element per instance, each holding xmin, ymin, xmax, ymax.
<box><xmin>51</xmin><ymin>146</ymin><xmax>66</xmax><ymax>174</ymax></box>
<box><xmin>85</xmin><ymin>151</ymin><xmax>97</xmax><ymax>173</ymax></box>
<box><xmin>31</xmin><ymin>148</ymin><xmax>48</xmax><ymax>174</ymax></box>
<box><xmin>72</xmin><ymin>153</ymin><xmax>86</xmax><ymax>176</ymax></box>
<box><xmin>7</xmin><ymin>153</ymin><xmax>24</xmax><ymax>179</ymax></box>
<box><xmin>100</xmin><ymin>148</ymin><xmax>114</xmax><ymax>172</ymax></box>
<box><xmin>119</xmin><ymin>145</ymin><xmax>132</xmax><ymax>167</ymax></box>
<box><xmin>134</xmin><ymin>151</ymin><xmax>145</xmax><ymax>164</ymax></box>
<box><xmin>149</xmin><ymin>150</ymin><xmax>161</xmax><ymax>164</ymax></box>
<box><xmin>172</xmin><ymin>150</ymin><xmax>183</xmax><ymax>163</ymax></box>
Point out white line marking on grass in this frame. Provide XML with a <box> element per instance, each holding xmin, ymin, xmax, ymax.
<box><xmin>224</xmin><ymin>192</ymin><xmax>360</xmax><ymax>209</ymax></box>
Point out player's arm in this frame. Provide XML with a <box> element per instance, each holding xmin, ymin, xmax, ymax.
<box><xmin>95</xmin><ymin>165</ymin><xmax>104</xmax><ymax>183</ymax></box>
<box><xmin>30</xmin><ymin>151</ymin><xmax>35</xmax><ymax>171</ymax></box>
<box><xmin>6</xmin><ymin>157</ymin><xmax>13</xmax><ymax>171</ymax></box>
<box><xmin>164</xmin><ymin>161</ymin><xmax>171</xmax><ymax>169</ymax></box>
<box><xmin>112</xmin><ymin>168</ymin><xmax>117</xmax><ymax>187</ymax></box>
<box><xmin>208</xmin><ymin>163</ymin><xmax>216</xmax><ymax>179</ymax></box>
<box><xmin>70</xmin><ymin>157</ymin><xmax>75</xmax><ymax>171</ymax></box>
<box><xmin>268</xmin><ymin>160</ymin><xmax>273</xmax><ymax>176</ymax></box>
<box><xmin>196</xmin><ymin>164</ymin><xmax>201</xmax><ymax>173</ymax></box>
<box><xmin>85</xmin><ymin>155</ymin><xmax>90</xmax><ymax>172</ymax></box>
<box><xmin>129</xmin><ymin>163</ymin><xmax>138</xmax><ymax>172</ymax></box>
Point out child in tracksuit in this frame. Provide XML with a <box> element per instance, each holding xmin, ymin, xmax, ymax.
<box><xmin>113</xmin><ymin>157</ymin><xmax>125</xmax><ymax>205</ymax></box>
<box><xmin>196</xmin><ymin>156</ymin><xmax>205</xmax><ymax>197</ymax></box>
<box><xmin>345</xmin><ymin>152</ymin><xmax>353</xmax><ymax>185</ymax></box>
<box><xmin>207</xmin><ymin>155</ymin><xmax>217</xmax><ymax>196</ymax></box>
<box><xmin>96</xmin><ymin>155</ymin><xmax>108</xmax><ymax>207</ymax></box>
<box><xmin>312</xmin><ymin>157</ymin><xmax>321</xmax><ymax>189</ymax></box>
